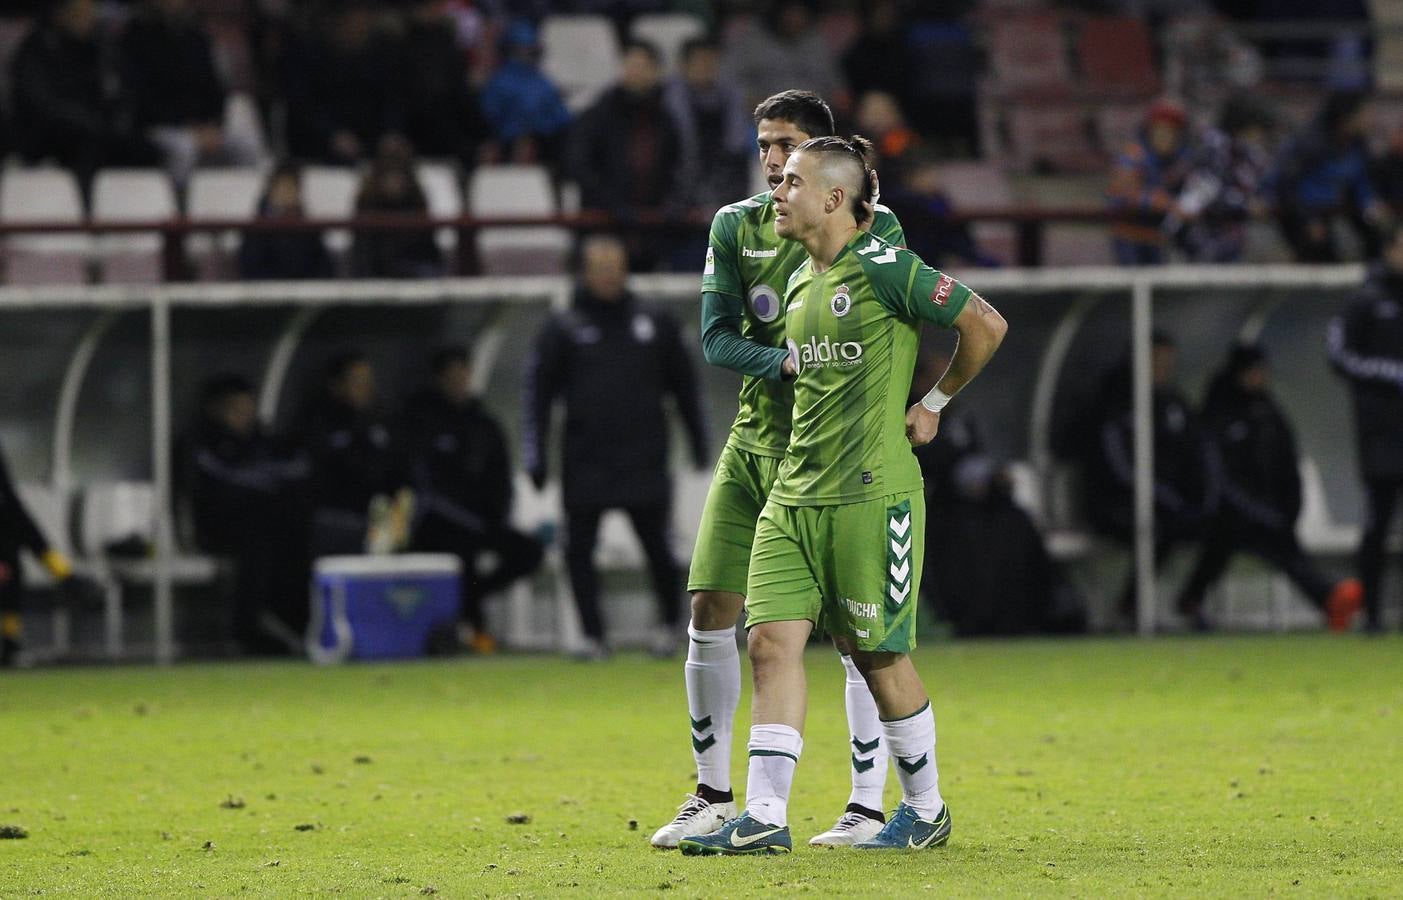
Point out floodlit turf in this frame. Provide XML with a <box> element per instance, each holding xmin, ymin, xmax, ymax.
<box><xmin>2</xmin><ymin>635</ymin><xmax>1401</xmax><ymax>897</ymax></box>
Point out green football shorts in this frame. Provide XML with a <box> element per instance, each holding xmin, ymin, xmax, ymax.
<box><xmin>745</xmin><ymin>490</ymin><xmax>925</xmax><ymax>653</ymax></box>
<box><xmin>686</xmin><ymin>441</ymin><xmax>783</xmax><ymax>596</ymax></box>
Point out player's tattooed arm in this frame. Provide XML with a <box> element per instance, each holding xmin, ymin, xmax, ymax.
<box><xmin>936</xmin><ymin>292</ymin><xmax>1007</xmax><ymax>398</ymax></box>
<box><xmin>906</xmin><ymin>292</ymin><xmax>1006</xmax><ymax>446</ymax></box>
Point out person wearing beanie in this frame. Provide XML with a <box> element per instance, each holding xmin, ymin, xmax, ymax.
<box><xmin>1108</xmin><ymin>99</ymin><xmax>1197</xmax><ymax>265</ymax></box>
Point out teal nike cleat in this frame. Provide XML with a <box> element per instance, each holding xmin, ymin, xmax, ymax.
<box><xmin>677</xmin><ymin>812</ymin><xmax>793</xmax><ymax>856</ymax></box>
<box><xmin>853</xmin><ymin>802</ymin><xmax>951</xmax><ymax>850</ymax></box>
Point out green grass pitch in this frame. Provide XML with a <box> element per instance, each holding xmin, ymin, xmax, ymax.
<box><xmin>2</xmin><ymin>634</ymin><xmax>1400</xmax><ymax>896</ymax></box>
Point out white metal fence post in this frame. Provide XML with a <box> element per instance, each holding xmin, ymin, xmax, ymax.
<box><xmin>1132</xmin><ymin>277</ymin><xmax>1156</xmax><ymax>636</ymax></box>
<box><xmin>151</xmin><ymin>294</ymin><xmax>175</xmax><ymax>664</ymax></box>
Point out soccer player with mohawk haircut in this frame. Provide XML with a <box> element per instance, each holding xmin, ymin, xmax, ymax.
<box><xmin>650</xmin><ymin>91</ymin><xmax>906</xmax><ymax>850</ymax></box>
<box><xmin>680</xmin><ymin>135</ymin><xmax>1005</xmax><ymax>854</ymax></box>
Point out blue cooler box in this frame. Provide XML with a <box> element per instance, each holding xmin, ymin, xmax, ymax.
<box><xmin>308</xmin><ymin>554</ymin><xmax>461</xmax><ymax>663</ymax></box>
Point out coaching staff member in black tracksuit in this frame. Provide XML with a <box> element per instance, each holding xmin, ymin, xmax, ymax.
<box><xmin>1176</xmin><ymin>344</ymin><xmax>1361</xmax><ymax>631</ymax></box>
<box><xmin>523</xmin><ymin>234</ymin><xmax>707</xmax><ymax>658</ymax></box>
<box><xmin>403</xmin><ymin>347</ymin><xmax>543</xmax><ymax>654</ymax></box>
<box><xmin>1329</xmin><ymin>228</ymin><xmax>1403</xmax><ymax>632</ymax></box>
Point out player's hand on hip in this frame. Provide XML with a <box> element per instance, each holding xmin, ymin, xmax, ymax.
<box><xmin>905</xmin><ymin>403</ymin><xmax>941</xmax><ymax>446</ymax></box>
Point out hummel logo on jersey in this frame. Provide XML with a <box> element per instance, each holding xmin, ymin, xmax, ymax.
<box><xmin>787</xmin><ymin>299</ymin><xmax>804</xmax><ymax>312</ymax></box>
<box><xmin>931</xmin><ymin>274</ymin><xmax>955</xmax><ymax>306</ymax></box>
<box><xmin>730</xmin><ymin>822</ymin><xmax>784</xmax><ymax>847</ymax></box>
<box><xmin>742</xmin><ymin>247</ymin><xmax>779</xmax><ymax>258</ymax></box>
<box><xmin>794</xmin><ymin>335</ymin><xmax>864</xmax><ymax>368</ymax></box>
<box><xmin>857</xmin><ymin>238</ymin><xmax>899</xmax><ymax>265</ymax></box>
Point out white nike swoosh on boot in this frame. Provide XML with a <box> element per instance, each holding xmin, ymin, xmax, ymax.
<box><xmin>730</xmin><ymin>825</ymin><xmax>782</xmax><ymax>847</ymax></box>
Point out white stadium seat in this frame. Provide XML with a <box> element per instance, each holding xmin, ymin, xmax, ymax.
<box><xmin>630</xmin><ymin>13</ymin><xmax>706</xmax><ymax>73</ymax></box>
<box><xmin>301</xmin><ymin>165</ymin><xmax>360</xmax><ymax>257</ymax></box>
<box><xmin>0</xmin><ymin>167</ymin><xmax>91</xmax><ymax>285</ymax></box>
<box><xmin>185</xmin><ymin>167</ymin><xmax>265</xmax><ymax>279</ymax></box>
<box><xmin>468</xmin><ymin>165</ymin><xmax>571</xmax><ymax>275</ymax></box>
<box><xmin>415</xmin><ymin>161</ymin><xmax>462</xmax><ymax>256</ymax></box>
<box><xmin>542</xmin><ymin>15</ymin><xmax>620</xmax><ymax>113</ymax></box>
<box><xmin>90</xmin><ymin>168</ymin><xmax>178</xmax><ymax>284</ymax></box>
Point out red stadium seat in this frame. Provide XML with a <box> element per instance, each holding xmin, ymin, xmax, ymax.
<box><xmin>1080</xmin><ymin>16</ymin><xmax>1160</xmax><ymax>98</ymax></box>
<box><xmin>1006</xmin><ymin>105</ymin><xmax>1102</xmax><ymax>173</ymax></box>
<box><xmin>986</xmin><ymin>13</ymin><xmax>1073</xmax><ymax>97</ymax></box>
<box><xmin>935</xmin><ymin>161</ymin><xmax>1018</xmax><ymax>265</ymax></box>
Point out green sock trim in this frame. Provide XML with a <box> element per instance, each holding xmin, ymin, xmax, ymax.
<box><xmin>748</xmin><ymin>749</ymin><xmax>798</xmax><ymax>762</ymax></box>
<box><xmin>879</xmin><ymin>699</ymin><xmax>931</xmax><ymax>724</ymax></box>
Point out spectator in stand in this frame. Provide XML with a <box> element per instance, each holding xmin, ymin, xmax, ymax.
<box><xmin>1</xmin><ymin>436</ymin><xmax>79</xmax><ymax>667</ymax></box>
<box><xmin>1170</xmin><ymin>95</ymin><xmax>1276</xmax><ymax>263</ymax></box>
<box><xmin>723</xmin><ymin>1</ymin><xmax>845</xmax><ymax>112</ymax></box>
<box><xmin>841</xmin><ymin>0</ymin><xmax>916</xmax><ymax>123</ymax></box>
<box><xmin>1082</xmin><ymin>332</ymin><xmax>1218</xmax><ymax>625</ymax></box>
<box><xmin>1175</xmin><ymin>344</ymin><xmax>1363</xmax><ymax>631</ymax></box>
<box><xmin>1273</xmin><ymin>91</ymin><xmax>1389</xmax><ymax>262</ymax></box>
<box><xmin>398</xmin><ymin>0</ymin><xmax>488</xmax><ymax>165</ymax></box>
<box><xmin>479</xmin><ymin>19</ymin><xmax>572</xmax><ymax>166</ymax></box>
<box><xmin>1107</xmin><ymin>99</ymin><xmax>1196</xmax><ymax>265</ymax></box>
<box><xmin>238</xmin><ymin>162</ymin><xmax>335</xmax><ymax>281</ymax></box>
<box><xmin>884</xmin><ymin>153</ymin><xmax>1001</xmax><ymax>269</ymax></box>
<box><xmin>523</xmin><ymin>235</ymin><xmax>707</xmax><ymax>660</ymax></box>
<box><xmin>176</xmin><ymin>374</ymin><xmax>312</xmax><ymax>655</ymax></box>
<box><xmin>350</xmin><ymin>145</ymin><xmax>445</xmax><ymax>279</ymax></box>
<box><xmin>1328</xmin><ymin>227</ymin><xmax>1403</xmax><ymax>633</ymax></box>
<box><xmin>10</xmin><ymin>0</ymin><xmax>157</xmax><ymax>191</ymax></box>
<box><xmin>118</xmin><ymin>0</ymin><xmax>262</xmax><ymax>189</ymax></box>
<box><xmin>567</xmin><ymin>39</ymin><xmax>684</xmax><ymax>268</ymax></box>
<box><xmin>854</xmin><ymin>90</ymin><xmax>921</xmax><ymax>195</ymax></box>
<box><xmin>403</xmin><ymin>347</ymin><xmax>544</xmax><ymax>655</ymax></box>
<box><xmin>663</xmin><ymin>36</ymin><xmax>751</xmax><ymax>213</ymax></box>
<box><xmin>301</xmin><ymin>352</ymin><xmax>409</xmax><ymax>557</ymax></box>
<box><xmin>283</xmin><ymin>1</ymin><xmax>401</xmax><ymax>165</ymax></box>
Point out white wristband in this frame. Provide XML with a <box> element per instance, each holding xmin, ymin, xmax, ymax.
<box><xmin>919</xmin><ymin>385</ymin><xmax>952</xmax><ymax>413</ymax></box>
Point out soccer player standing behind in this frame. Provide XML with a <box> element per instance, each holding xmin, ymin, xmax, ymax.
<box><xmin>651</xmin><ymin>91</ymin><xmax>906</xmax><ymax>849</ymax></box>
<box><xmin>680</xmin><ymin>136</ymin><xmax>1005</xmax><ymax>854</ymax></box>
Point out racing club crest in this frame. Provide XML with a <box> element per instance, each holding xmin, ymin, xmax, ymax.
<box><xmin>831</xmin><ymin>284</ymin><xmax>852</xmax><ymax>317</ymax></box>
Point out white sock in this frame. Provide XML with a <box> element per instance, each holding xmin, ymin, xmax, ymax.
<box><xmin>841</xmin><ymin>654</ymin><xmax>887</xmax><ymax>814</ymax></box>
<box><xmin>745</xmin><ymin>724</ymin><xmax>803</xmax><ymax>827</ymax></box>
<box><xmin>882</xmin><ymin>701</ymin><xmax>943</xmax><ymax>819</ymax></box>
<box><xmin>685</xmin><ymin>625</ymin><xmax>740</xmax><ymax>794</ymax></box>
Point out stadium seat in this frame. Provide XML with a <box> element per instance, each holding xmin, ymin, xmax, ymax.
<box><xmin>185</xmin><ymin>167</ymin><xmax>265</xmax><ymax>280</ymax></box>
<box><xmin>224</xmin><ymin>91</ymin><xmax>270</xmax><ymax>162</ymax></box>
<box><xmin>541</xmin><ymin>15</ymin><xmax>620</xmax><ymax>113</ymax></box>
<box><xmin>985</xmin><ymin>12</ymin><xmax>1073</xmax><ymax>96</ymax></box>
<box><xmin>0</xmin><ymin>167</ymin><xmax>91</xmax><ymax>285</ymax></box>
<box><xmin>467</xmin><ymin>165</ymin><xmax>570</xmax><ymax>275</ymax></box>
<box><xmin>935</xmin><ymin>161</ymin><xmax>1017</xmax><ymax>265</ymax></box>
<box><xmin>301</xmin><ymin>165</ymin><xmax>360</xmax><ymax>260</ymax></box>
<box><xmin>78</xmin><ymin>481</ymin><xmax>224</xmax><ymax>660</ymax></box>
<box><xmin>629</xmin><ymin>13</ymin><xmax>705</xmax><ymax>73</ymax></box>
<box><xmin>1296</xmin><ymin>457</ymin><xmax>1360</xmax><ymax>555</ymax></box>
<box><xmin>1079</xmin><ymin>16</ymin><xmax>1160</xmax><ymax>98</ymax></box>
<box><xmin>415</xmin><ymin>161</ymin><xmax>462</xmax><ymax>258</ymax></box>
<box><xmin>90</xmin><ymin>168</ymin><xmax>178</xmax><ymax>284</ymax></box>
<box><xmin>1042</xmin><ymin>224</ymin><xmax>1114</xmax><ymax>266</ymax></box>
<box><xmin>1005</xmin><ymin>105</ymin><xmax>1101</xmax><ymax>173</ymax></box>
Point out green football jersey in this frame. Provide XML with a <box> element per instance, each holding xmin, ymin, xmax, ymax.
<box><xmin>702</xmin><ymin>191</ymin><xmax>905</xmax><ymax>458</ymax></box>
<box><xmin>769</xmin><ymin>230</ymin><xmax>973</xmax><ymax>506</ymax></box>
